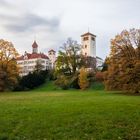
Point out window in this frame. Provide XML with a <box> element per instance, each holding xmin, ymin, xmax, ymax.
<box><xmin>85</xmin><ymin>45</ymin><xmax>87</xmax><ymax>48</ymax></box>
<box><xmin>18</xmin><ymin>62</ymin><xmax>23</xmax><ymax>65</ymax></box>
<box><xmin>92</xmin><ymin>37</ymin><xmax>95</xmax><ymax>41</ymax></box>
<box><xmin>83</xmin><ymin>37</ymin><xmax>89</xmax><ymax>41</ymax></box>
<box><xmin>41</xmin><ymin>60</ymin><xmax>45</xmax><ymax>63</ymax></box>
<box><xmin>85</xmin><ymin>53</ymin><xmax>87</xmax><ymax>56</ymax></box>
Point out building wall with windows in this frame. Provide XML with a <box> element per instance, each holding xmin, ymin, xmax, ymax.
<box><xmin>81</xmin><ymin>32</ymin><xmax>103</xmax><ymax>69</ymax></box>
<box><xmin>81</xmin><ymin>32</ymin><xmax>96</xmax><ymax>58</ymax></box>
<box><xmin>17</xmin><ymin>57</ymin><xmax>51</xmax><ymax>76</ymax></box>
<box><xmin>48</xmin><ymin>49</ymin><xmax>56</xmax><ymax>69</ymax></box>
<box><xmin>17</xmin><ymin>41</ymin><xmax>53</xmax><ymax>76</ymax></box>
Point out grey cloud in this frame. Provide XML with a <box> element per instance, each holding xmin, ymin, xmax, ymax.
<box><xmin>0</xmin><ymin>0</ymin><xmax>139</xmax><ymax>59</ymax></box>
<box><xmin>2</xmin><ymin>13</ymin><xmax>60</xmax><ymax>32</ymax></box>
<box><xmin>0</xmin><ymin>0</ymin><xmax>8</xmax><ymax>5</ymax></box>
<box><xmin>0</xmin><ymin>0</ymin><xmax>12</xmax><ymax>7</ymax></box>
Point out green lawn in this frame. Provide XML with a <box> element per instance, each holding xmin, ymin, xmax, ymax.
<box><xmin>0</xmin><ymin>86</ymin><xmax>140</xmax><ymax>139</ymax></box>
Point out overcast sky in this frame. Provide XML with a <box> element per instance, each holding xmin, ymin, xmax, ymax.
<box><xmin>0</xmin><ymin>0</ymin><xmax>140</xmax><ymax>59</ymax></box>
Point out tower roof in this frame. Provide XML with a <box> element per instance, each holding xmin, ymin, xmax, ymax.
<box><xmin>32</xmin><ymin>41</ymin><xmax>38</xmax><ymax>48</ymax></box>
<box><xmin>17</xmin><ymin>53</ymin><xmax>49</xmax><ymax>60</ymax></box>
<box><xmin>81</xmin><ymin>32</ymin><xmax>96</xmax><ymax>37</ymax></box>
<box><xmin>48</xmin><ymin>49</ymin><xmax>56</xmax><ymax>52</ymax></box>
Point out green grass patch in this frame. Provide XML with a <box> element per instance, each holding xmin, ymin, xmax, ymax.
<box><xmin>89</xmin><ymin>82</ymin><xmax>105</xmax><ymax>90</ymax></box>
<box><xmin>0</xmin><ymin>89</ymin><xmax>140</xmax><ymax>140</ymax></box>
<box><xmin>35</xmin><ymin>81</ymin><xmax>105</xmax><ymax>92</ymax></box>
<box><xmin>34</xmin><ymin>80</ymin><xmax>60</xmax><ymax>91</ymax></box>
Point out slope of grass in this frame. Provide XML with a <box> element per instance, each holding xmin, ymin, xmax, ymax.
<box><xmin>35</xmin><ymin>81</ymin><xmax>105</xmax><ymax>92</ymax></box>
<box><xmin>34</xmin><ymin>80</ymin><xmax>60</xmax><ymax>91</ymax></box>
<box><xmin>0</xmin><ymin>89</ymin><xmax>140</xmax><ymax>140</ymax></box>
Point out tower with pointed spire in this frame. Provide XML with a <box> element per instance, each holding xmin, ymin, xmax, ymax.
<box><xmin>32</xmin><ymin>41</ymin><xmax>38</xmax><ymax>54</ymax></box>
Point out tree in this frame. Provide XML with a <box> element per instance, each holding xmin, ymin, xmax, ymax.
<box><xmin>55</xmin><ymin>38</ymin><xmax>85</xmax><ymax>89</ymax></box>
<box><xmin>104</xmin><ymin>29</ymin><xmax>140</xmax><ymax>93</ymax></box>
<box><xmin>78</xmin><ymin>67</ymin><xmax>89</xmax><ymax>90</ymax></box>
<box><xmin>56</xmin><ymin>38</ymin><xmax>83</xmax><ymax>75</ymax></box>
<box><xmin>95</xmin><ymin>71</ymin><xmax>104</xmax><ymax>82</ymax></box>
<box><xmin>101</xmin><ymin>57</ymin><xmax>109</xmax><ymax>72</ymax></box>
<box><xmin>55</xmin><ymin>38</ymin><xmax>96</xmax><ymax>89</ymax></box>
<box><xmin>0</xmin><ymin>39</ymin><xmax>19</xmax><ymax>91</ymax></box>
<box><xmin>34</xmin><ymin>60</ymin><xmax>44</xmax><ymax>73</ymax></box>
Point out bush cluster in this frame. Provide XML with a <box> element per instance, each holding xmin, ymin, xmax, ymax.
<box><xmin>54</xmin><ymin>68</ymin><xmax>96</xmax><ymax>90</ymax></box>
<box><xmin>14</xmin><ymin>70</ymin><xmax>49</xmax><ymax>91</ymax></box>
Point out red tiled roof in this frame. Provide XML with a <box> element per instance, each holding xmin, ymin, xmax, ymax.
<box><xmin>81</xmin><ymin>32</ymin><xmax>96</xmax><ymax>37</ymax></box>
<box><xmin>32</xmin><ymin>41</ymin><xmax>38</xmax><ymax>48</ymax></box>
<box><xmin>17</xmin><ymin>53</ymin><xmax>49</xmax><ymax>60</ymax></box>
<box><xmin>16</xmin><ymin>55</ymin><xmax>24</xmax><ymax>60</ymax></box>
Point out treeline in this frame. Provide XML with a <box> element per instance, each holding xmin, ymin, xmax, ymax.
<box><xmin>1</xmin><ymin>28</ymin><xmax>139</xmax><ymax>94</ymax></box>
<box><xmin>104</xmin><ymin>28</ymin><xmax>140</xmax><ymax>93</ymax></box>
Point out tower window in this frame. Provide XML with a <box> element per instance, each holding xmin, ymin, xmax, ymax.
<box><xmin>85</xmin><ymin>53</ymin><xmax>87</xmax><ymax>56</ymax></box>
<box><xmin>85</xmin><ymin>45</ymin><xmax>87</xmax><ymax>48</ymax></box>
<box><xmin>83</xmin><ymin>37</ymin><xmax>89</xmax><ymax>41</ymax></box>
<box><xmin>92</xmin><ymin>37</ymin><xmax>95</xmax><ymax>41</ymax></box>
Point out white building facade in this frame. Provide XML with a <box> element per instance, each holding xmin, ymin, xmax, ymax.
<box><xmin>81</xmin><ymin>32</ymin><xmax>104</xmax><ymax>68</ymax></box>
<box><xmin>17</xmin><ymin>41</ymin><xmax>54</xmax><ymax>76</ymax></box>
<box><xmin>48</xmin><ymin>49</ymin><xmax>56</xmax><ymax>69</ymax></box>
<box><xmin>17</xmin><ymin>32</ymin><xmax>103</xmax><ymax>76</ymax></box>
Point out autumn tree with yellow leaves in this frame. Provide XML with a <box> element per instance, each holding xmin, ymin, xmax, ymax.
<box><xmin>78</xmin><ymin>67</ymin><xmax>89</xmax><ymax>90</ymax></box>
<box><xmin>0</xmin><ymin>39</ymin><xmax>19</xmax><ymax>91</ymax></box>
<box><xmin>104</xmin><ymin>29</ymin><xmax>140</xmax><ymax>93</ymax></box>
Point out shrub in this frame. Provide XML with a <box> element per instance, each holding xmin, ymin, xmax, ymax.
<box><xmin>54</xmin><ymin>75</ymin><xmax>70</xmax><ymax>90</ymax></box>
<box><xmin>55</xmin><ymin>72</ymin><xmax>81</xmax><ymax>90</ymax></box>
<box><xmin>95</xmin><ymin>72</ymin><xmax>104</xmax><ymax>82</ymax></box>
<box><xmin>14</xmin><ymin>70</ymin><xmax>48</xmax><ymax>91</ymax></box>
<box><xmin>78</xmin><ymin>67</ymin><xmax>89</xmax><ymax>90</ymax></box>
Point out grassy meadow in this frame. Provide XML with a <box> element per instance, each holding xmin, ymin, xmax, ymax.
<box><xmin>0</xmin><ymin>82</ymin><xmax>140</xmax><ymax>140</ymax></box>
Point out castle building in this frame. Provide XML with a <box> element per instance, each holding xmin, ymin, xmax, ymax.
<box><xmin>81</xmin><ymin>32</ymin><xmax>103</xmax><ymax>69</ymax></box>
<box><xmin>17</xmin><ymin>41</ymin><xmax>55</xmax><ymax>76</ymax></box>
<box><xmin>17</xmin><ymin>32</ymin><xmax>103</xmax><ymax>76</ymax></box>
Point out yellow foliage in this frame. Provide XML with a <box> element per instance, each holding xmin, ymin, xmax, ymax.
<box><xmin>104</xmin><ymin>28</ymin><xmax>140</xmax><ymax>93</ymax></box>
<box><xmin>0</xmin><ymin>39</ymin><xmax>19</xmax><ymax>91</ymax></box>
<box><xmin>78</xmin><ymin>67</ymin><xmax>89</xmax><ymax>90</ymax></box>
